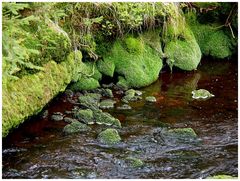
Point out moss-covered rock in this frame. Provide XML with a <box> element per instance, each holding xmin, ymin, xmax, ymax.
<box><xmin>2</xmin><ymin>51</ymin><xmax>82</xmax><ymax>137</ymax></box>
<box><xmin>63</xmin><ymin>120</ymin><xmax>91</xmax><ymax>135</ymax></box>
<box><xmin>78</xmin><ymin>95</ymin><xmax>100</xmax><ymax>111</ymax></box>
<box><xmin>145</xmin><ymin>96</ymin><xmax>157</xmax><ymax>102</ymax></box>
<box><xmin>163</xmin><ymin>13</ymin><xmax>201</xmax><ymax>71</ymax></box>
<box><xmin>122</xmin><ymin>89</ymin><xmax>142</xmax><ymax>103</ymax></box>
<box><xmin>74</xmin><ymin>109</ymin><xmax>94</xmax><ymax>124</ymax></box>
<box><xmin>97</xmin><ymin>128</ymin><xmax>121</xmax><ymax>145</ymax></box>
<box><xmin>97</xmin><ymin>31</ymin><xmax>163</xmax><ymax>88</ymax></box>
<box><xmin>192</xmin><ymin>89</ymin><xmax>215</xmax><ymax>99</ymax></box>
<box><xmin>51</xmin><ymin>112</ymin><xmax>64</xmax><ymax>121</ymax></box>
<box><xmin>117</xmin><ymin>104</ymin><xmax>132</xmax><ymax>110</ymax></box>
<box><xmin>70</xmin><ymin>77</ymin><xmax>100</xmax><ymax>91</ymax></box>
<box><xmin>125</xmin><ymin>157</ymin><xmax>144</xmax><ymax>168</ymax></box>
<box><xmin>99</xmin><ymin>99</ymin><xmax>116</xmax><ymax>109</ymax></box>
<box><xmin>168</xmin><ymin>128</ymin><xmax>197</xmax><ymax>138</ymax></box>
<box><xmin>94</xmin><ymin>110</ymin><xmax>121</xmax><ymax>128</ymax></box>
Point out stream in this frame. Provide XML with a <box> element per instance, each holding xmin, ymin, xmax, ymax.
<box><xmin>2</xmin><ymin>59</ymin><xmax>238</xmax><ymax>179</ymax></box>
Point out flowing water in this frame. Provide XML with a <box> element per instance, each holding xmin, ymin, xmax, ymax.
<box><xmin>2</xmin><ymin>59</ymin><xmax>238</xmax><ymax>179</ymax></box>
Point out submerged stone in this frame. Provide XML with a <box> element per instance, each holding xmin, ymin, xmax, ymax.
<box><xmin>94</xmin><ymin>110</ymin><xmax>121</xmax><ymax>128</ymax></box>
<box><xmin>125</xmin><ymin>157</ymin><xmax>144</xmax><ymax>168</ymax></box>
<box><xmin>63</xmin><ymin>121</ymin><xmax>91</xmax><ymax>135</ymax></box>
<box><xmin>191</xmin><ymin>89</ymin><xmax>214</xmax><ymax>99</ymax></box>
<box><xmin>99</xmin><ymin>99</ymin><xmax>116</xmax><ymax>109</ymax></box>
<box><xmin>168</xmin><ymin>128</ymin><xmax>197</xmax><ymax>138</ymax></box>
<box><xmin>97</xmin><ymin>128</ymin><xmax>121</xmax><ymax>145</ymax></box>
<box><xmin>117</xmin><ymin>104</ymin><xmax>132</xmax><ymax>110</ymax></box>
<box><xmin>63</xmin><ymin>117</ymin><xmax>76</xmax><ymax>123</ymax></box>
<box><xmin>78</xmin><ymin>95</ymin><xmax>100</xmax><ymax>110</ymax></box>
<box><xmin>145</xmin><ymin>96</ymin><xmax>157</xmax><ymax>102</ymax></box>
<box><xmin>51</xmin><ymin>112</ymin><xmax>64</xmax><ymax>121</ymax></box>
<box><xmin>122</xmin><ymin>89</ymin><xmax>142</xmax><ymax>103</ymax></box>
<box><xmin>74</xmin><ymin>109</ymin><xmax>94</xmax><ymax>124</ymax></box>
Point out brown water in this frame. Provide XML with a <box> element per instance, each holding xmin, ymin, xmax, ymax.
<box><xmin>2</xmin><ymin>59</ymin><xmax>238</xmax><ymax>179</ymax></box>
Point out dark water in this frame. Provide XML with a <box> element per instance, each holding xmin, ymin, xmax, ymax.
<box><xmin>2</xmin><ymin>59</ymin><xmax>238</xmax><ymax>179</ymax></box>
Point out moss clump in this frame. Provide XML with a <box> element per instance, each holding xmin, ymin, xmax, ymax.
<box><xmin>70</xmin><ymin>77</ymin><xmax>100</xmax><ymax>91</ymax></box>
<box><xmin>2</xmin><ymin>51</ymin><xmax>81</xmax><ymax>137</ymax></box>
<box><xmin>186</xmin><ymin>13</ymin><xmax>237</xmax><ymax>59</ymax></box>
<box><xmin>97</xmin><ymin>128</ymin><xmax>121</xmax><ymax>145</ymax></box>
<box><xmin>207</xmin><ymin>175</ymin><xmax>238</xmax><ymax>179</ymax></box>
<box><xmin>94</xmin><ymin>110</ymin><xmax>121</xmax><ymax>128</ymax></box>
<box><xmin>125</xmin><ymin>157</ymin><xmax>144</xmax><ymax>168</ymax></box>
<box><xmin>164</xmin><ymin>15</ymin><xmax>201</xmax><ymax>71</ymax></box>
<box><xmin>98</xmin><ymin>31</ymin><xmax>163</xmax><ymax>88</ymax></box>
<box><xmin>63</xmin><ymin>121</ymin><xmax>91</xmax><ymax>135</ymax></box>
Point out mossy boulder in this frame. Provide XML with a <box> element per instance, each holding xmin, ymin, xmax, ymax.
<box><xmin>164</xmin><ymin>16</ymin><xmax>201</xmax><ymax>71</ymax></box>
<box><xmin>74</xmin><ymin>109</ymin><xmax>94</xmax><ymax>124</ymax></box>
<box><xmin>70</xmin><ymin>77</ymin><xmax>100</xmax><ymax>91</ymax></box>
<box><xmin>63</xmin><ymin>120</ymin><xmax>91</xmax><ymax>135</ymax></box>
<box><xmin>2</xmin><ymin>51</ymin><xmax>82</xmax><ymax>137</ymax></box>
<box><xmin>94</xmin><ymin>110</ymin><xmax>121</xmax><ymax>128</ymax></box>
<box><xmin>97</xmin><ymin>128</ymin><xmax>121</xmax><ymax>145</ymax></box>
<box><xmin>97</xmin><ymin>31</ymin><xmax>163</xmax><ymax>88</ymax></box>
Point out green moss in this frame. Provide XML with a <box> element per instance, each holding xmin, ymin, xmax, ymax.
<box><xmin>2</xmin><ymin>52</ymin><xmax>81</xmax><ymax>137</ymax></box>
<box><xmin>70</xmin><ymin>77</ymin><xmax>100</xmax><ymax>91</ymax></box>
<box><xmin>164</xmin><ymin>15</ymin><xmax>202</xmax><ymax>71</ymax></box>
<box><xmin>63</xmin><ymin>120</ymin><xmax>91</xmax><ymax>135</ymax></box>
<box><xmin>74</xmin><ymin>109</ymin><xmax>94</xmax><ymax>124</ymax></box>
<box><xmin>168</xmin><ymin>128</ymin><xmax>197</xmax><ymax>138</ymax></box>
<box><xmin>206</xmin><ymin>175</ymin><xmax>238</xmax><ymax>179</ymax></box>
<box><xmin>187</xmin><ymin>13</ymin><xmax>236</xmax><ymax>59</ymax></box>
<box><xmin>94</xmin><ymin>110</ymin><xmax>121</xmax><ymax>128</ymax></box>
<box><xmin>97</xmin><ymin>128</ymin><xmax>121</xmax><ymax>145</ymax></box>
<box><xmin>124</xmin><ymin>36</ymin><xmax>144</xmax><ymax>54</ymax></box>
<box><xmin>97</xmin><ymin>58</ymin><xmax>115</xmax><ymax>77</ymax></box>
<box><xmin>78</xmin><ymin>95</ymin><xmax>100</xmax><ymax>111</ymax></box>
<box><xmin>125</xmin><ymin>157</ymin><xmax>144</xmax><ymax>168</ymax></box>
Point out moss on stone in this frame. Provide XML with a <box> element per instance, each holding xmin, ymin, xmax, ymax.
<box><xmin>168</xmin><ymin>128</ymin><xmax>197</xmax><ymax>138</ymax></box>
<box><xmin>94</xmin><ymin>110</ymin><xmax>121</xmax><ymax>128</ymax></box>
<box><xmin>207</xmin><ymin>175</ymin><xmax>237</xmax><ymax>179</ymax></box>
<box><xmin>63</xmin><ymin>120</ymin><xmax>91</xmax><ymax>135</ymax></box>
<box><xmin>74</xmin><ymin>109</ymin><xmax>94</xmax><ymax>124</ymax></box>
<box><xmin>164</xmin><ymin>16</ymin><xmax>201</xmax><ymax>71</ymax></box>
<box><xmin>2</xmin><ymin>51</ymin><xmax>81</xmax><ymax>137</ymax></box>
<box><xmin>78</xmin><ymin>95</ymin><xmax>100</xmax><ymax>111</ymax></box>
<box><xmin>70</xmin><ymin>77</ymin><xmax>100</xmax><ymax>91</ymax></box>
<box><xmin>98</xmin><ymin>31</ymin><xmax>163</xmax><ymax>88</ymax></box>
<box><xmin>97</xmin><ymin>128</ymin><xmax>121</xmax><ymax>145</ymax></box>
<box><xmin>125</xmin><ymin>157</ymin><xmax>144</xmax><ymax>168</ymax></box>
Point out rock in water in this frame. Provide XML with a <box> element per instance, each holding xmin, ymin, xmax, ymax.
<box><xmin>94</xmin><ymin>110</ymin><xmax>121</xmax><ymax>128</ymax></box>
<box><xmin>191</xmin><ymin>89</ymin><xmax>214</xmax><ymax>99</ymax></box>
<box><xmin>99</xmin><ymin>99</ymin><xmax>116</xmax><ymax>109</ymax></box>
<box><xmin>145</xmin><ymin>96</ymin><xmax>157</xmax><ymax>102</ymax></box>
<box><xmin>51</xmin><ymin>112</ymin><xmax>64</xmax><ymax>121</ymax></box>
<box><xmin>125</xmin><ymin>157</ymin><xmax>144</xmax><ymax>168</ymax></box>
<box><xmin>117</xmin><ymin>104</ymin><xmax>132</xmax><ymax>110</ymax></box>
<box><xmin>63</xmin><ymin>121</ymin><xmax>91</xmax><ymax>135</ymax></box>
<box><xmin>97</xmin><ymin>128</ymin><xmax>121</xmax><ymax>145</ymax></box>
<box><xmin>74</xmin><ymin>109</ymin><xmax>94</xmax><ymax>124</ymax></box>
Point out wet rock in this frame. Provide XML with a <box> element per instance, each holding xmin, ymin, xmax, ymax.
<box><xmin>63</xmin><ymin>117</ymin><xmax>76</xmax><ymax>123</ymax></box>
<box><xmin>63</xmin><ymin>121</ymin><xmax>91</xmax><ymax>135</ymax></box>
<box><xmin>84</xmin><ymin>93</ymin><xmax>102</xmax><ymax>101</ymax></box>
<box><xmin>64</xmin><ymin>110</ymin><xmax>72</xmax><ymax>114</ymax></box>
<box><xmin>51</xmin><ymin>112</ymin><xmax>64</xmax><ymax>121</ymax></box>
<box><xmin>135</xmin><ymin>90</ymin><xmax>143</xmax><ymax>96</ymax></box>
<box><xmin>168</xmin><ymin>128</ymin><xmax>197</xmax><ymax>138</ymax></box>
<box><xmin>74</xmin><ymin>109</ymin><xmax>94</xmax><ymax>125</ymax></box>
<box><xmin>40</xmin><ymin>110</ymin><xmax>48</xmax><ymax>119</ymax></box>
<box><xmin>99</xmin><ymin>99</ymin><xmax>116</xmax><ymax>109</ymax></box>
<box><xmin>78</xmin><ymin>95</ymin><xmax>100</xmax><ymax>110</ymax></box>
<box><xmin>102</xmin><ymin>83</ymin><xmax>115</xmax><ymax>89</ymax></box>
<box><xmin>122</xmin><ymin>89</ymin><xmax>142</xmax><ymax>103</ymax></box>
<box><xmin>94</xmin><ymin>110</ymin><xmax>121</xmax><ymax>128</ymax></box>
<box><xmin>64</xmin><ymin>89</ymin><xmax>74</xmax><ymax>97</ymax></box>
<box><xmin>145</xmin><ymin>96</ymin><xmax>157</xmax><ymax>102</ymax></box>
<box><xmin>125</xmin><ymin>157</ymin><xmax>144</xmax><ymax>168</ymax></box>
<box><xmin>102</xmin><ymin>88</ymin><xmax>114</xmax><ymax>98</ymax></box>
<box><xmin>97</xmin><ymin>128</ymin><xmax>121</xmax><ymax>145</ymax></box>
<box><xmin>192</xmin><ymin>89</ymin><xmax>214</xmax><ymax>99</ymax></box>
<box><xmin>117</xmin><ymin>104</ymin><xmax>132</xmax><ymax>110</ymax></box>
<box><xmin>115</xmin><ymin>90</ymin><xmax>124</xmax><ymax>95</ymax></box>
